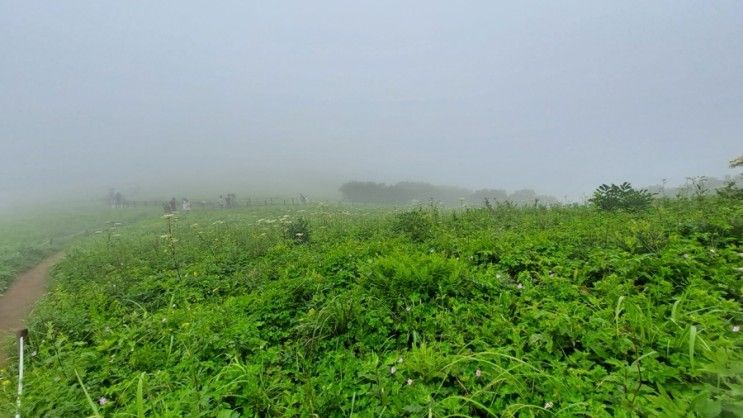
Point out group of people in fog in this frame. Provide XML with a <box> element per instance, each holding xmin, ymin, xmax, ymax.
<box><xmin>108</xmin><ymin>190</ymin><xmax>309</xmax><ymax>213</ymax></box>
<box><xmin>108</xmin><ymin>190</ymin><xmax>128</xmax><ymax>208</ymax></box>
<box><xmin>162</xmin><ymin>193</ymin><xmax>238</xmax><ymax>213</ymax></box>
<box><xmin>218</xmin><ymin>193</ymin><xmax>237</xmax><ymax>209</ymax></box>
<box><xmin>164</xmin><ymin>197</ymin><xmax>192</xmax><ymax>214</ymax></box>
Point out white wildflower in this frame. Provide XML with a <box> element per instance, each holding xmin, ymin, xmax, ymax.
<box><xmin>544</xmin><ymin>401</ymin><xmax>553</xmax><ymax>409</ymax></box>
<box><xmin>390</xmin><ymin>366</ymin><xmax>397</xmax><ymax>375</ymax></box>
<box><xmin>406</xmin><ymin>378</ymin><xmax>413</xmax><ymax>385</ymax></box>
<box><xmin>733</xmin><ymin>325</ymin><xmax>740</xmax><ymax>333</ymax></box>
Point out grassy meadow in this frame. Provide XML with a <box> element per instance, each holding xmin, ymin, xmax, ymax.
<box><xmin>0</xmin><ymin>198</ymin><xmax>741</xmax><ymax>416</ymax></box>
<box><xmin>0</xmin><ymin>205</ymin><xmax>158</xmax><ymax>294</ymax></box>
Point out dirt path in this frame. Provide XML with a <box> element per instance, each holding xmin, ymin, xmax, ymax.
<box><xmin>0</xmin><ymin>252</ymin><xmax>64</xmax><ymax>365</ymax></box>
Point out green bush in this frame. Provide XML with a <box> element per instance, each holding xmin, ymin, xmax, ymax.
<box><xmin>717</xmin><ymin>181</ymin><xmax>743</xmax><ymax>200</ymax></box>
<box><xmin>285</xmin><ymin>217</ymin><xmax>310</xmax><ymax>244</ymax></box>
<box><xmin>590</xmin><ymin>182</ymin><xmax>655</xmax><ymax>212</ymax></box>
<box><xmin>391</xmin><ymin>209</ymin><xmax>433</xmax><ymax>242</ymax></box>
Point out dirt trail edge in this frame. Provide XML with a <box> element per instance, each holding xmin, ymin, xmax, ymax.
<box><xmin>0</xmin><ymin>252</ymin><xmax>64</xmax><ymax>366</ymax></box>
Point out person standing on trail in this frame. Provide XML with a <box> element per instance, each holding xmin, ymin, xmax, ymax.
<box><xmin>182</xmin><ymin>198</ymin><xmax>191</xmax><ymax>213</ymax></box>
<box><xmin>114</xmin><ymin>192</ymin><xmax>124</xmax><ymax>208</ymax></box>
<box><xmin>218</xmin><ymin>195</ymin><xmax>226</xmax><ymax>209</ymax></box>
<box><xmin>169</xmin><ymin>198</ymin><xmax>177</xmax><ymax>213</ymax></box>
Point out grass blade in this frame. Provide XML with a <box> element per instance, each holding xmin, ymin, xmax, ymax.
<box><xmin>74</xmin><ymin>369</ymin><xmax>102</xmax><ymax>418</ymax></box>
<box><xmin>689</xmin><ymin>325</ymin><xmax>697</xmax><ymax>369</ymax></box>
<box><xmin>670</xmin><ymin>299</ymin><xmax>682</xmax><ymax>324</ymax></box>
<box><xmin>137</xmin><ymin>372</ymin><xmax>145</xmax><ymax>418</ymax></box>
<box><xmin>614</xmin><ymin>296</ymin><xmax>625</xmax><ymax>333</ymax></box>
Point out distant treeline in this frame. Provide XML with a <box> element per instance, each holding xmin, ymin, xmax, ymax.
<box><xmin>339</xmin><ymin>181</ymin><xmax>558</xmax><ymax>206</ymax></box>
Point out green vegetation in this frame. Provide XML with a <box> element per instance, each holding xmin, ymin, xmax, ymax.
<box><xmin>0</xmin><ymin>205</ymin><xmax>157</xmax><ymax>293</ymax></box>
<box><xmin>1</xmin><ymin>197</ymin><xmax>742</xmax><ymax>416</ymax></box>
<box><xmin>589</xmin><ymin>183</ymin><xmax>654</xmax><ymax>213</ymax></box>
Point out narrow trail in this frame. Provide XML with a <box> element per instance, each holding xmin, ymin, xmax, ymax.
<box><xmin>0</xmin><ymin>252</ymin><xmax>64</xmax><ymax>366</ymax></box>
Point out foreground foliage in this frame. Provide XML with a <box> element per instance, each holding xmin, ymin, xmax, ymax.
<box><xmin>1</xmin><ymin>198</ymin><xmax>742</xmax><ymax>417</ymax></box>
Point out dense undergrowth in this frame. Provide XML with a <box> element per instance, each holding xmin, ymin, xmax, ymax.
<box><xmin>1</xmin><ymin>198</ymin><xmax>742</xmax><ymax>416</ymax></box>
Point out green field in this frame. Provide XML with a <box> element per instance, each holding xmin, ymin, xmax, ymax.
<box><xmin>1</xmin><ymin>198</ymin><xmax>742</xmax><ymax>416</ymax></box>
<box><xmin>0</xmin><ymin>205</ymin><xmax>158</xmax><ymax>294</ymax></box>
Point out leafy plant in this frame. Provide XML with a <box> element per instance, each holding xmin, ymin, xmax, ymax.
<box><xmin>285</xmin><ymin>217</ymin><xmax>310</xmax><ymax>244</ymax></box>
<box><xmin>589</xmin><ymin>182</ymin><xmax>655</xmax><ymax>212</ymax></box>
<box><xmin>716</xmin><ymin>181</ymin><xmax>743</xmax><ymax>200</ymax></box>
<box><xmin>391</xmin><ymin>209</ymin><xmax>433</xmax><ymax>242</ymax></box>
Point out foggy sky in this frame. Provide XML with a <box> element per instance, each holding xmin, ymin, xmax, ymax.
<box><xmin>2</xmin><ymin>1</ymin><xmax>742</xmax><ymax>205</ymax></box>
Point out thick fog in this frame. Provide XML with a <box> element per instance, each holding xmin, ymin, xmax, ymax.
<box><xmin>1</xmin><ymin>1</ymin><xmax>742</xmax><ymax>206</ymax></box>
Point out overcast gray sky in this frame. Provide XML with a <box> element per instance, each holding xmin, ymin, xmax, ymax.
<box><xmin>1</xmin><ymin>1</ymin><xmax>741</xmax><ymax>204</ymax></box>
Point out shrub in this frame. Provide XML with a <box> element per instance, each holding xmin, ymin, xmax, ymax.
<box><xmin>589</xmin><ymin>182</ymin><xmax>654</xmax><ymax>212</ymax></box>
<box><xmin>716</xmin><ymin>181</ymin><xmax>743</xmax><ymax>200</ymax></box>
<box><xmin>285</xmin><ymin>217</ymin><xmax>310</xmax><ymax>244</ymax></box>
<box><xmin>391</xmin><ymin>209</ymin><xmax>432</xmax><ymax>242</ymax></box>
